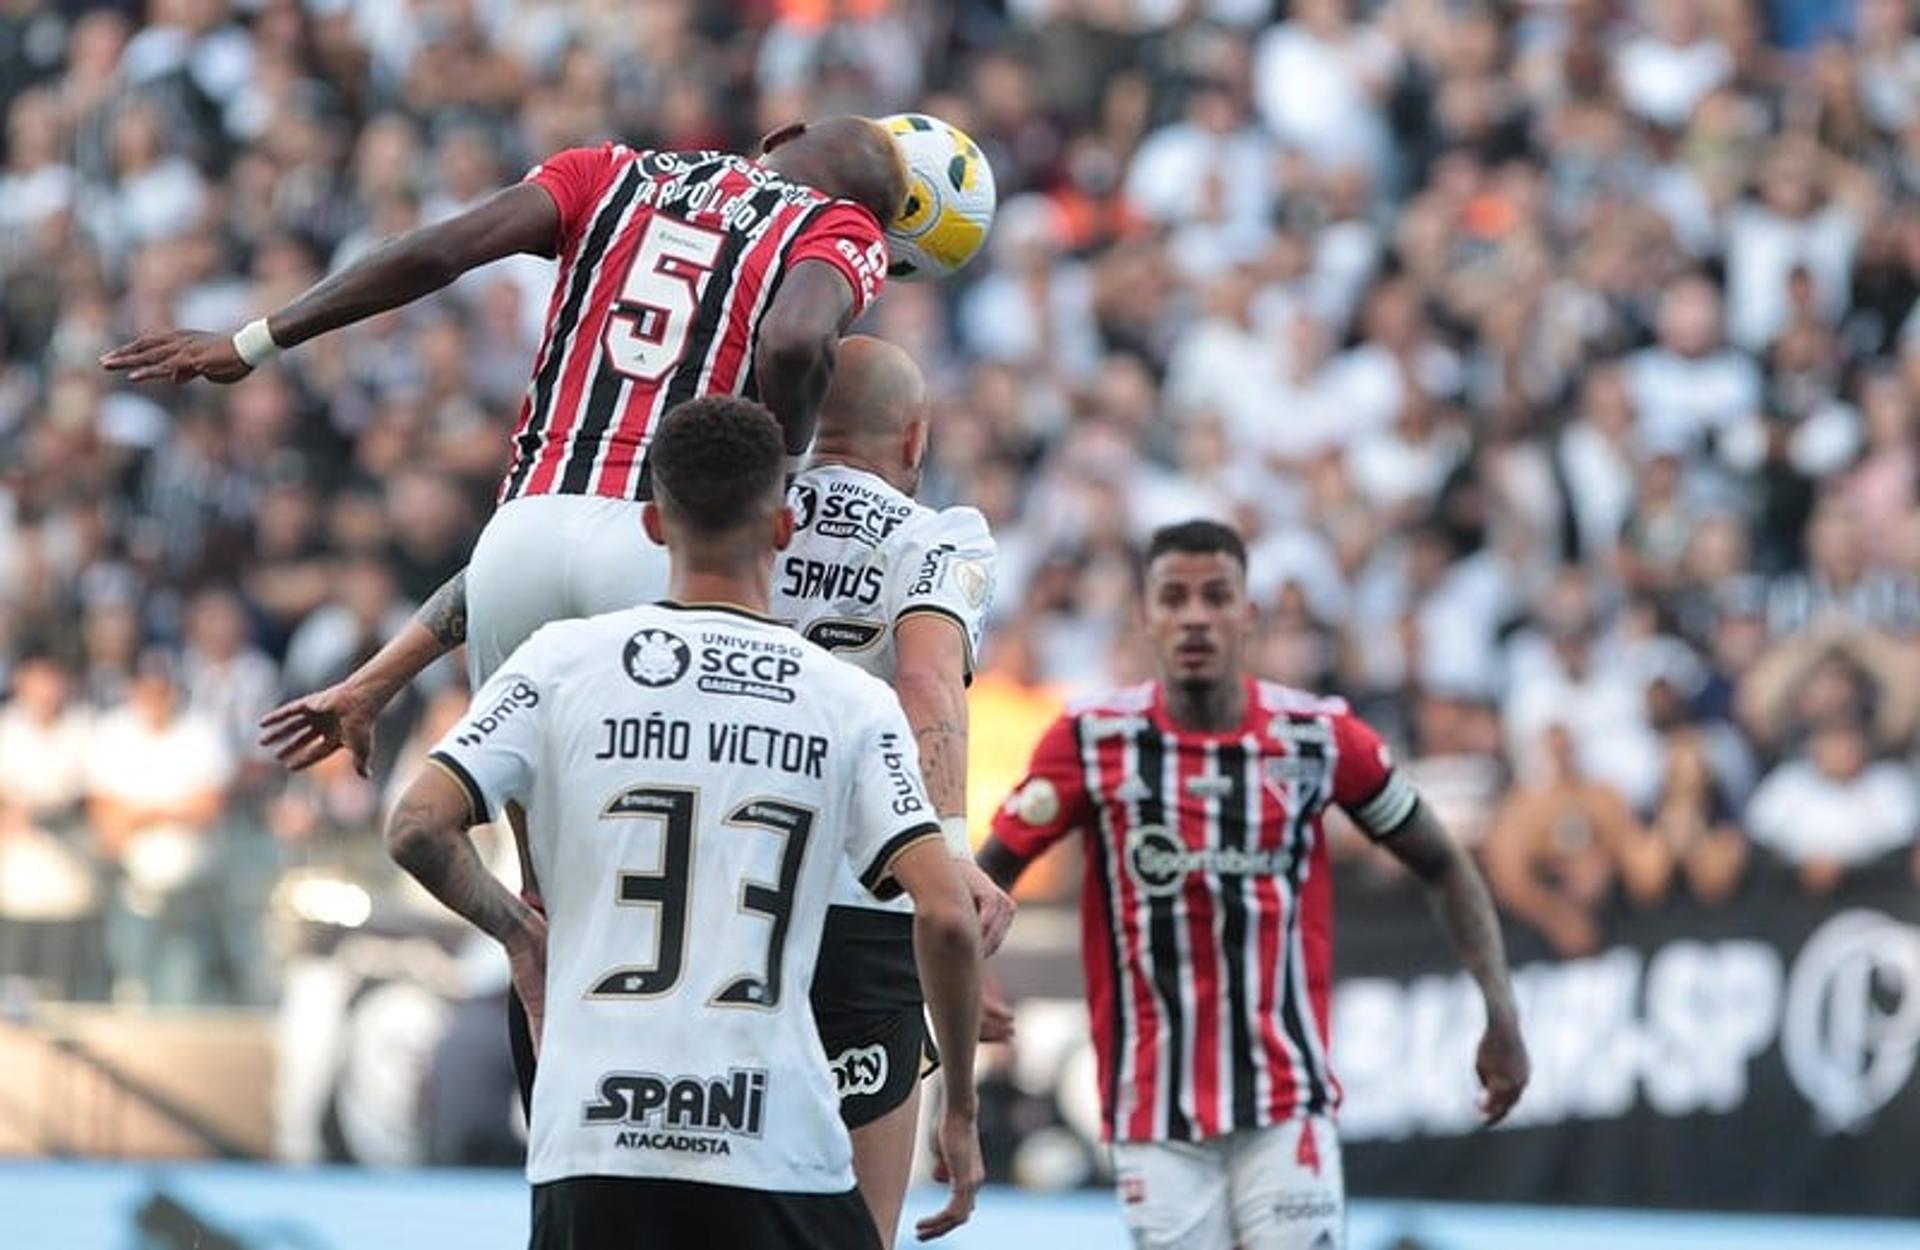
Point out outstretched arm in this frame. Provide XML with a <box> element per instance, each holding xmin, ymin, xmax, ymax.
<box><xmin>260</xmin><ymin>568</ymin><xmax>470</xmax><ymax>775</ymax></box>
<box><xmin>103</xmin><ymin>184</ymin><xmax>559</xmax><ymax>383</ymax></box>
<box><xmin>1380</xmin><ymin>801</ymin><xmax>1530</xmax><ymax>1125</ymax></box>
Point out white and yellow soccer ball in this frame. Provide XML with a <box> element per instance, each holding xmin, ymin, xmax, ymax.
<box><xmin>879</xmin><ymin>113</ymin><xmax>997</xmax><ymax>281</ymax></box>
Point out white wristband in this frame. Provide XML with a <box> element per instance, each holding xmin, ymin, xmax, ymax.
<box><xmin>232</xmin><ymin>318</ymin><xmax>282</xmax><ymax>367</ymax></box>
<box><xmin>941</xmin><ymin>815</ymin><xmax>972</xmax><ymax>857</ymax></box>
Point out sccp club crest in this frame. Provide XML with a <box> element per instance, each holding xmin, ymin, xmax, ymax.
<box><xmin>623</xmin><ymin>629</ymin><xmax>691</xmax><ymax>688</ymax></box>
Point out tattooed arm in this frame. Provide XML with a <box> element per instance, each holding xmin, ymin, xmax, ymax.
<box><xmin>1382</xmin><ymin>801</ymin><xmax>1530</xmax><ymax>1124</ymax></box>
<box><xmin>387</xmin><ymin>761</ymin><xmax>549</xmax><ymax>1047</ymax></box>
<box><xmin>894</xmin><ymin>612</ymin><xmax>1014</xmax><ymax>956</ymax></box>
<box><xmin>259</xmin><ymin>568</ymin><xmax>470</xmax><ymax>775</ymax></box>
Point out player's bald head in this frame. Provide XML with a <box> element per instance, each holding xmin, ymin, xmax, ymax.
<box><xmin>818</xmin><ymin>335</ymin><xmax>927</xmax><ymax>444</ymax></box>
<box><xmin>758</xmin><ymin>115</ymin><xmax>907</xmax><ymax>227</ymax></box>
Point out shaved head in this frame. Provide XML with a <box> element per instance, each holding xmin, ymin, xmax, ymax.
<box><xmin>759</xmin><ymin>115</ymin><xmax>907</xmax><ymax>227</ymax></box>
<box><xmin>819</xmin><ymin>335</ymin><xmax>926</xmax><ymax>442</ymax></box>
<box><xmin>810</xmin><ymin>335</ymin><xmax>931</xmax><ymax>496</ymax></box>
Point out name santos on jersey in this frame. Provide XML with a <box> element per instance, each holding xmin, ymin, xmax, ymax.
<box><xmin>770</xmin><ymin>464</ymin><xmax>999</xmax><ymax>914</ymax></box>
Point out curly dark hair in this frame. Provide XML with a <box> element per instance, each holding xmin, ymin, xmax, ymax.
<box><xmin>648</xmin><ymin>396</ymin><xmax>786</xmax><ymax>534</ymax></box>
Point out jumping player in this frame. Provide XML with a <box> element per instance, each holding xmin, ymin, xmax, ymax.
<box><xmin>104</xmin><ymin>115</ymin><xmax>906</xmax><ymax>709</ymax></box>
<box><xmin>384</xmin><ymin>398</ymin><xmax>984</xmax><ymax>1248</ymax></box>
<box><xmin>978</xmin><ymin>520</ymin><xmax>1529</xmax><ymax>1250</ymax></box>
<box><xmin>769</xmin><ymin>336</ymin><xmax>1006</xmax><ymax>1246</ymax></box>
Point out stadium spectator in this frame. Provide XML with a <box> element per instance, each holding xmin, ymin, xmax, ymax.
<box><xmin>1744</xmin><ymin>712</ymin><xmax>1920</xmax><ymax>894</ymax></box>
<box><xmin>1483</xmin><ymin>722</ymin><xmax>1645</xmax><ymax>956</ymax></box>
<box><xmin>85</xmin><ymin>649</ymin><xmax>233</xmax><ymax>1003</ymax></box>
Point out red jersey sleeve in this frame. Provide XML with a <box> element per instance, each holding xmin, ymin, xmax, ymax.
<box><xmin>1330</xmin><ymin>711</ymin><xmax>1420</xmax><ymax>839</ymax></box>
<box><xmin>784</xmin><ymin>201</ymin><xmax>888</xmax><ymax>319</ymax></box>
<box><xmin>990</xmin><ymin>713</ymin><xmax>1094</xmax><ymax>861</ymax></box>
<box><xmin>523</xmin><ymin>144</ymin><xmax>623</xmax><ymax>257</ymax></box>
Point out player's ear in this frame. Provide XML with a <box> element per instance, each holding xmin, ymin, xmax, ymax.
<box><xmin>641</xmin><ymin>502</ymin><xmax>666</xmax><ymax>546</ymax></box>
<box><xmin>756</xmin><ymin>121</ymin><xmax>806</xmax><ymax>157</ymax></box>
<box><xmin>904</xmin><ymin>419</ymin><xmax>928</xmax><ymax>473</ymax></box>
<box><xmin>772</xmin><ymin>499</ymin><xmax>795</xmax><ymax>551</ymax></box>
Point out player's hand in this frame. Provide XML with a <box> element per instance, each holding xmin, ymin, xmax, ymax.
<box><xmin>259</xmin><ymin>680</ymin><xmax>385</xmax><ymax>776</ymax></box>
<box><xmin>1475</xmin><ymin>1010</ymin><xmax>1529</xmax><ymax>1126</ymax></box>
<box><xmin>980</xmin><ymin>984</ymin><xmax>1016</xmax><ymax>1044</ymax></box>
<box><xmin>505</xmin><ymin>909</ymin><xmax>549</xmax><ymax>1060</ymax></box>
<box><xmin>919</xmin><ymin>1105</ymin><xmax>983</xmax><ymax>1241</ymax></box>
<box><xmin>956</xmin><ymin>858</ymin><xmax>1015</xmax><ymax>957</ymax></box>
<box><xmin>100</xmin><ymin>329</ymin><xmax>253</xmax><ymax>384</ymax></box>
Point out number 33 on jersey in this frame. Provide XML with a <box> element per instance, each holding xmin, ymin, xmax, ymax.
<box><xmin>426</xmin><ymin>602</ymin><xmax>940</xmax><ymax>1193</ymax></box>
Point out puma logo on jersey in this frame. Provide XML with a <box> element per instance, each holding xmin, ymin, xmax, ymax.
<box><xmin>830</xmin><ymin>1043</ymin><xmax>889</xmax><ymax>1098</ymax></box>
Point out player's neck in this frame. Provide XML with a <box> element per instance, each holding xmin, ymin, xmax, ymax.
<box><xmin>1162</xmin><ymin>677</ymin><xmax>1246</xmax><ymax>733</ymax></box>
<box><xmin>809</xmin><ymin>448</ymin><xmax>904</xmax><ymax>493</ymax></box>
<box><xmin>667</xmin><ymin>569</ymin><xmax>773</xmax><ymax>618</ymax></box>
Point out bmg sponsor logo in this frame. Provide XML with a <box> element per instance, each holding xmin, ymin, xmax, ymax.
<box><xmin>455</xmin><ymin>679</ymin><xmax>539</xmax><ymax>747</ymax></box>
<box><xmin>878</xmin><ymin>731</ymin><xmax>925</xmax><ymax>817</ymax></box>
<box><xmin>584</xmin><ymin>1067</ymin><xmax>768</xmax><ymax>1156</ymax></box>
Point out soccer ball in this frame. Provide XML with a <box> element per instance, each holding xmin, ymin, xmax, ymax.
<box><xmin>879</xmin><ymin>113</ymin><xmax>997</xmax><ymax>282</ymax></box>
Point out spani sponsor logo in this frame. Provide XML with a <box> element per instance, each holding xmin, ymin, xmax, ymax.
<box><xmin>585</xmin><ymin>1068</ymin><xmax>767</xmax><ymax>1156</ymax></box>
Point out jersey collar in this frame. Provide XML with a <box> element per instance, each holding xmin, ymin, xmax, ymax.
<box><xmin>657</xmin><ymin>599</ymin><xmax>781</xmax><ymax>626</ymax></box>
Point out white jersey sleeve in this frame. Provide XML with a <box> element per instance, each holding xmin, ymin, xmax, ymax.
<box><xmin>887</xmin><ymin>505</ymin><xmax>998</xmax><ymax>677</ymax></box>
<box><xmin>427</xmin><ymin>626</ymin><xmax>562</xmax><ymax>820</ymax></box>
<box><xmin>844</xmin><ymin>680</ymin><xmax>942</xmax><ymax>901</ymax></box>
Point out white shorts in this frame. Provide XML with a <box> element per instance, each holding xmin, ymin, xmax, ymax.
<box><xmin>1110</xmin><ymin>1116</ymin><xmax>1344</xmax><ymax>1250</ymax></box>
<box><xmin>464</xmin><ymin>493</ymin><xmax>670</xmax><ymax>687</ymax></box>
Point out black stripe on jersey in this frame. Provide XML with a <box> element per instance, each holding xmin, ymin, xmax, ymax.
<box><xmin>505</xmin><ymin>164</ymin><xmax>645</xmax><ymax>500</ymax></box>
<box><xmin>555</xmin><ymin>158</ymin><xmax>731</xmax><ymax>495</ymax></box>
<box><xmin>1079</xmin><ymin>717</ymin><xmax>1126</xmax><ymax>1140</ymax></box>
<box><xmin>427</xmin><ymin>750</ymin><xmax>491</xmax><ymax>823</ymax></box>
<box><xmin>653</xmin><ymin>187</ymin><xmax>772</xmax><ymax>416</ymax></box>
<box><xmin>859</xmin><ymin>824</ymin><xmax>942</xmax><ymax>900</ymax></box>
<box><xmin>1277</xmin><ymin>731</ymin><xmax>1330</xmax><ymax>1113</ymax></box>
<box><xmin>1218</xmin><ymin>742</ymin><xmax>1261</xmax><ymax>1129</ymax></box>
<box><xmin>1134</xmin><ymin>727</ymin><xmax>1192</xmax><ymax>1141</ymax></box>
<box><xmin>736</xmin><ymin>202</ymin><xmax>832</xmax><ymax>405</ymax></box>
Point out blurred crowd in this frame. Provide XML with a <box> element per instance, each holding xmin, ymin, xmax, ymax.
<box><xmin>0</xmin><ymin>0</ymin><xmax>1914</xmax><ymax>1009</ymax></box>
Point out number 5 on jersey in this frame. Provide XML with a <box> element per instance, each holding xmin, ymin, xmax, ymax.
<box><xmin>604</xmin><ymin>218</ymin><xmax>724</xmax><ymax>380</ymax></box>
<box><xmin>588</xmin><ymin>785</ymin><xmax>813</xmax><ymax>1011</ymax></box>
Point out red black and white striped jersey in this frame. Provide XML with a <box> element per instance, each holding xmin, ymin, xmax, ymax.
<box><xmin>990</xmin><ymin>679</ymin><xmax>1419</xmax><ymax>1144</ymax></box>
<box><xmin>499</xmin><ymin>145</ymin><xmax>889</xmax><ymax>503</ymax></box>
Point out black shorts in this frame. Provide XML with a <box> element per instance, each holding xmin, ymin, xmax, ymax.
<box><xmin>531</xmin><ymin>1175</ymin><xmax>879</xmax><ymax>1250</ymax></box>
<box><xmin>810</xmin><ymin>906</ymin><xmax>937</xmax><ymax>1131</ymax></box>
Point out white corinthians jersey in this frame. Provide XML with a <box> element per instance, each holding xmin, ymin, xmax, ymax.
<box><xmin>773</xmin><ymin>462</ymin><xmax>996</xmax><ymax>912</ymax></box>
<box><xmin>430</xmin><ymin>602</ymin><xmax>940</xmax><ymax>1194</ymax></box>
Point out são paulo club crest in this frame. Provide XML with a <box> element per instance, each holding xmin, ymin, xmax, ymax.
<box><xmin>623</xmin><ymin>628</ymin><xmax>691</xmax><ymax>688</ymax></box>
